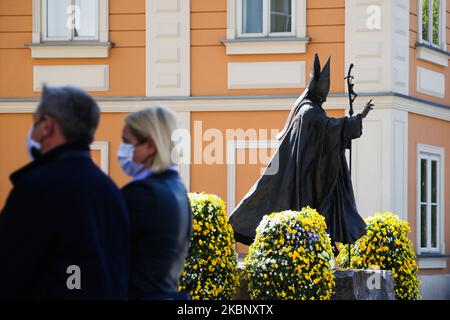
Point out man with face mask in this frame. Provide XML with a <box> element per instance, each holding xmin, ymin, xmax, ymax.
<box><xmin>0</xmin><ymin>85</ymin><xmax>130</xmax><ymax>299</ymax></box>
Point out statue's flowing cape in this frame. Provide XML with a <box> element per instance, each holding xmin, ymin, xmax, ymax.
<box><xmin>229</xmin><ymin>101</ymin><xmax>367</xmax><ymax>246</ymax></box>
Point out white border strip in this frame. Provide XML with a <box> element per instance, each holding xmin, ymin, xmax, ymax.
<box><xmin>226</xmin><ymin>139</ymin><xmax>280</xmax><ymax>215</ymax></box>
<box><xmin>90</xmin><ymin>141</ymin><xmax>109</xmax><ymax>174</ymax></box>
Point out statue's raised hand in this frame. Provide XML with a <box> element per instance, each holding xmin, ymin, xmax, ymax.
<box><xmin>360</xmin><ymin>99</ymin><xmax>374</xmax><ymax>119</ymax></box>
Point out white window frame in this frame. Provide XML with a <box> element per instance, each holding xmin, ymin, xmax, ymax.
<box><xmin>28</xmin><ymin>0</ymin><xmax>110</xmax><ymax>59</ymax></box>
<box><xmin>416</xmin><ymin>143</ymin><xmax>445</xmax><ymax>255</ymax></box>
<box><xmin>42</xmin><ymin>0</ymin><xmax>100</xmax><ymax>42</ymax></box>
<box><xmin>223</xmin><ymin>0</ymin><xmax>308</xmax><ymax>55</ymax></box>
<box><xmin>237</xmin><ymin>0</ymin><xmax>296</xmax><ymax>38</ymax></box>
<box><xmin>417</xmin><ymin>0</ymin><xmax>447</xmax><ymax>50</ymax></box>
<box><xmin>226</xmin><ymin>139</ymin><xmax>280</xmax><ymax>215</ymax></box>
<box><xmin>41</xmin><ymin>0</ymin><xmax>70</xmax><ymax>42</ymax></box>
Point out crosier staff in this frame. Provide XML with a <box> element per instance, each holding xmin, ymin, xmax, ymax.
<box><xmin>344</xmin><ymin>63</ymin><xmax>357</xmax><ymax>174</ymax></box>
<box><xmin>344</xmin><ymin>63</ymin><xmax>374</xmax><ymax>268</ymax></box>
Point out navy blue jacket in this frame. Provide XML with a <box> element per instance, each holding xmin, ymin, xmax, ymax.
<box><xmin>122</xmin><ymin>169</ymin><xmax>192</xmax><ymax>299</ymax></box>
<box><xmin>0</xmin><ymin>143</ymin><xmax>130</xmax><ymax>299</ymax></box>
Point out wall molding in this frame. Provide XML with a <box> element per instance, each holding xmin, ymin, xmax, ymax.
<box><xmin>176</xmin><ymin>111</ymin><xmax>191</xmax><ymax>191</ymax></box>
<box><xmin>33</xmin><ymin>65</ymin><xmax>109</xmax><ymax>92</ymax></box>
<box><xmin>90</xmin><ymin>141</ymin><xmax>109</xmax><ymax>174</ymax></box>
<box><xmin>228</xmin><ymin>61</ymin><xmax>306</xmax><ymax>89</ymax></box>
<box><xmin>416</xmin><ymin>67</ymin><xmax>446</xmax><ymax>99</ymax></box>
<box><xmin>146</xmin><ymin>0</ymin><xmax>190</xmax><ymax>97</ymax></box>
<box><xmin>393</xmin><ymin>109</ymin><xmax>408</xmax><ymax>222</ymax></box>
<box><xmin>419</xmin><ymin>274</ymin><xmax>450</xmax><ymax>298</ymax></box>
<box><xmin>221</xmin><ymin>37</ymin><xmax>309</xmax><ymax>55</ymax></box>
<box><xmin>349</xmin><ymin>106</ymin><xmax>409</xmax><ymax>222</ymax></box>
<box><xmin>351</xmin><ymin>111</ymin><xmax>384</xmax><ymax>218</ymax></box>
<box><xmin>226</xmin><ymin>140</ymin><xmax>280</xmax><ymax>215</ymax></box>
<box><xmin>26</xmin><ymin>42</ymin><xmax>112</xmax><ymax>59</ymax></box>
<box><xmin>416</xmin><ymin>44</ymin><xmax>449</xmax><ymax>67</ymax></box>
<box><xmin>1</xmin><ymin>94</ymin><xmax>449</xmax><ymax>122</ymax></box>
<box><xmin>418</xmin><ymin>257</ymin><xmax>448</xmax><ymax>269</ymax></box>
<box><xmin>345</xmin><ymin>0</ymin><xmax>410</xmax><ymax>95</ymax></box>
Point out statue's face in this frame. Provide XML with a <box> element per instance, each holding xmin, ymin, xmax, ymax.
<box><xmin>318</xmin><ymin>97</ymin><xmax>327</xmax><ymax>105</ymax></box>
<box><xmin>307</xmin><ymin>89</ymin><xmax>327</xmax><ymax>106</ymax></box>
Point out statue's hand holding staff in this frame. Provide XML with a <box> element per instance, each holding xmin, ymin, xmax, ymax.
<box><xmin>360</xmin><ymin>99</ymin><xmax>374</xmax><ymax>119</ymax></box>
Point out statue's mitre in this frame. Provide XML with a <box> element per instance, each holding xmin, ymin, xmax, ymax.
<box><xmin>276</xmin><ymin>53</ymin><xmax>332</xmax><ymax>141</ymax></box>
<box><xmin>306</xmin><ymin>53</ymin><xmax>331</xmax><ymax>105</ymax></box>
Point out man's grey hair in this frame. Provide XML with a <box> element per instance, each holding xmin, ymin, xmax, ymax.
<box><xmin>37</xmin><ymin>85</ymin><xmax>100</xmax><ymax>145</ymax></box>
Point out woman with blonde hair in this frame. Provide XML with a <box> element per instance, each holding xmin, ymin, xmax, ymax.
<box><xmin>118</xmin><ymin>105</ymin><xmax>192</xmax><ymax>300</ymax></box>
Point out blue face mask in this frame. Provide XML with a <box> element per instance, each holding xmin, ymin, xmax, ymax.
<box><xmin>26</xmin><ymin>128</ymin><xmax>42</xmax><ymax>161</ymax></box>
<box><xmin>117</xmin><ymin>143</ymin><xmax>145</xmax><ymax>177</ymax></box>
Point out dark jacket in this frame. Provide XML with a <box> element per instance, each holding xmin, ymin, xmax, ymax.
<box><xmin>0</xmin><ymin>143</ymin><xmax>130</xmax><ymax>299</ymax></box>
<box><xmin>121</xmin><ymin>169</ymin><xmax>192</xmax><ymax>299</ymax></box>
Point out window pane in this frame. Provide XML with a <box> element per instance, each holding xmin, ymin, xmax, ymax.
<box><xmin>242</xmin><ymin>0</ymin><xmax>263</xmax><ymax>34</ymax></box>
<box><xmin>74</xmin><ymin>0</ymin><xmax>99</xmax><ymax>38</ymax></box>
<box><xmin>431</xmin><ymin>160</ymin><xmax>437</xmax><ymax>203</ymax></box>
<box><xmin>47</xmin><ymin>0</ymin><xmax>71</xmax><ymax>38</ymax></box>
<box><xmin>422</xmin><ymin>0</ymin><xmax>429</xmax><ymax>41</ymax></box>
<box><xmin>431</xmin><ymin>204</ymin><xmax>437</xmax><ymax>248</ymax></box>
<box><xmin>420</xmin><ymin>158</ymin><xmax>427</xmax><ymax>202</ymax></box>
<box><xmin>421</xmin><ymin>204</ymin><xmax>427</xmax><ymax>248</ymax></box>
<box><xmin>432</xmin><ymin>0</ymin><xmax>440</xmax><ymax>45</ymax></box>
<box><xmin>270</xmin><ymin>0</ymin><xmax>292</xmax><ymax>33</ymax></box>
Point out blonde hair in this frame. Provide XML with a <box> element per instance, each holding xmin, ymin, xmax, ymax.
<box><xmin>125</xmin><ymin>105</ymin><xmax>179</xmax><ymax>173</ymax></box>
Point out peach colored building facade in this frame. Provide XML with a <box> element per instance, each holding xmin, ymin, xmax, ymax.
<box><xmin>0</xmin><ymin>0</ymin><xmax>449</xmax><ymax>298</ymax></box>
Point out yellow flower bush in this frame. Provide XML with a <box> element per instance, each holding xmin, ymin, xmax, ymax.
<box><xmin>337</xmin><ymin>212</ymin><xmax>421</xmax><ymax>300</ymax></box>
<box><xmin>245</xmin><ymin>208</ymin><xmax>335</xmax><ymax>300</ymax></box>
<box><xmin>179</xmin><ymin>192</ymin><xmax>239</xmax><ymax>299</ymax></box>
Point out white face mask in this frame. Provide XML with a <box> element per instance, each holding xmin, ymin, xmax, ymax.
<box><xmin>117</xmin><ymin>143</ymin><xmax>145</xmax><ymax>177</ymax></box>
<box><xmin>26</xmin><ymin>128</ymin><xmax>42</xmax><ymax>160</ymax></box>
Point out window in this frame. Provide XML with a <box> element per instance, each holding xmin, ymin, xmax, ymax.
<box><xmin>222</xmin><ymin>0</ymin><xmax>307</xmax><ymax>55</ymax></box>
<box><xmin>419</xmin><ymin>0</ymin><xmax>446</xmax><ymax>49</ymax></box>
<box><xmin>417</xmin><ymin>144</ymin><xmax>445</xmax><ymax>254</ymax></box>
<box><xmin>28</xmin><ymin>0</ymin><xmax>110</xmax><ymax>58</ymax></box>
<box><xmin>43</xmin><ymin>0</ymin><xmax>100</xmax><ymax>41</ymax></box>
<box><xmin>238</xmin><ymin>0</ymin><xmax>295</xmax><ymax>37</ymax></box>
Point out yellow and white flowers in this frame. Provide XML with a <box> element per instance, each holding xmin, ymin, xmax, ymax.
<box><xmin>245</xmin><ymin>207</ymin><xmax>335</xmax><ymax>300</ymax></box>
<box><xmin>337</xmin><ymin>212</ymin><xmax>421</xmax><ymax>300</ymax></box>
<box><xmin>178</xmin><ymin>192</ymin><xmax>240</xmax><ymax>300</ymax></box>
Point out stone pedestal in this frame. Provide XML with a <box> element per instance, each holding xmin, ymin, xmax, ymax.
<box><xmin>234</xmin><ymin>262</ymin><xmax>395</xmax><ymax>300</ymax></box>
<box><xmin>233</xmin><ymin>266</ymin><xmax>251</xmax><ymax>300</ymax></box>
<box><xmin>332</xmin><ymin>269</ymin><xmax>395</xmax><ymax>300</ymax></box>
